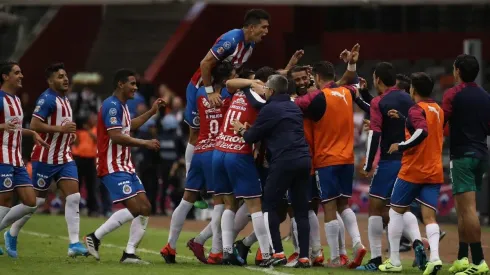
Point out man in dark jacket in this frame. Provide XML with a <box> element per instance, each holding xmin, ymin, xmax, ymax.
<box><xmin>232</xmin><ymin>75</ymin><xmax>311</xmax><ymax>268</ymax></box>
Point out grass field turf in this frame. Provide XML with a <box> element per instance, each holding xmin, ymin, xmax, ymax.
<box><xmin>0</xmin><ymin>215</ymin><xmax>455</xmax><ymax>275</ymax></box>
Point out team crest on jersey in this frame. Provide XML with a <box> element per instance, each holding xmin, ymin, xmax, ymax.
<box><xmin>3</xmin><ymin>178</ymin><xmax>12</xmax><ymax>188</ymax></box>
<box><xmin>37</xmin><ymin>99</ymin><xmax>45</xmax><ymax>106</ymax></box>
<box><xmin>234</xmin><ymin>97</ymin><xmax>247</xmax><ymax>105</ymax></box>
<box><xmin>201</xmin><ymin>97</ymin><xmax>211</xmax><ymax>108</ymax></box>
<box><xmin>193</xmin><ymin>116</ymin><xmax>200</xmax><ymax>127</ymax></box>
<box><xmin>217</xmin><ymin>47</ymin><xmax>225</xmax><ymax>55</ymax></box>
<box><xmin>110</xmin><ymin>117</ymin><xmax>117</xmax><ymax>125</ymax></box>
<box><xmin>223</xmin><ymin>41</ymin><xmax>232</xmax><ymax>50</ymax></box>
<box><xmin>34</xmin><ymin>106</ymin><xmax>41</xmax><ymax>113</ymax></box>
<box><xmin>37</xmin><ymin>178</ymin><xmax>46</xmax><ymax>188</ymax></box>
<box><xmin>109</xmin><ymin>108</ymin><xmax>117</xmax><ymax>116</ymax></box>
<box><xmin>122</xmin><ymin>184</ymin><xmax>132</xmax><ymax>195</ymax></box>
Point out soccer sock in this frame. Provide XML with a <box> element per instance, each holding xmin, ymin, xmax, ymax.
<box><xmin>308</xmin><ymin>210</ymin><xmax>321</xmax><ymax>256</ymax></box>
<box><xmin>94</xmin><ymin>208</ymin><xmax>134</xmax><ymax>240</ymax></box>
<box><xmin>325</xmin><ymin>220</ymin><xmax>340</xmax><ymax>260</ymax></box>
<box><xmin>168</xmin><ymin>199</ymin><xmax>193</xmax><ymax>249</ymax></box>
<box><xmin>403</xmin><ymin>211</ymin><xmax>421</xmax><ymax>242</ymax></box>
<box><xmin>340</xmin><ymin>208</ymin><xmax>362</xmax><ymax>247</ymax></box>
<box><xmin>470</xmin><ymin>243</ymin><xmax>484</xmax><ymax>264</ymax></box>
<box><xmin>388</xmin><ymin>209</ymin><xmax>404</xmax><ymax>266</ymax></box>
<box><xmin>0</xmin><ymin>206</ymin><xmax>11</xmax><ymax>227</ymax></box>
<box><xmin>65</xmin><ymin>193</ymin><xmax>81</xmax><ymax>244</ymax></box>
<box><xmin>194</xmin><ymin>223</ymin><xmax>212</xmax><ymax>245</ymax></box>
<box><xmin>243</xmin><ymin>232</ymin><xmax>257</xmax><ymax>247</ymax></box>
<box><xmin>402</xmin><ymin>226</ymin><xmax>412</xmax><ymax>243</ymax></box>
<box><xmin>426</xmin><ymin>223</ymin><xmax>440</xmax><ymax>262</ymax></box>
<box><xmin>368</xmin><ymin>216</ymin><xmax>383</xmax><ymax>259</ymax></box>
<box><xmin>251</xmin><ymin>212</ymin><xmax>271</xmax><ymax>260</ymax></box>
<box><xmin>209</xmin><ymin>204</ymin><xmax>224</xmax><ymax>253</ymax></box>
<box><xmin>291</xmin><ymin>217</ymin><xmax>299</xmax><ymax>253</ymax></box>
<box><xmin>126</xmin><ymin>216</ymin><xmax>148</xmax><ymax>254</ymax></box>
<box><xmin>458</xmin><ymin>242</ymin><xmax>469</xmax><ymax>259</ymax></box>
<box><xmin>9</xmin><ymin>197</ymin><xmax>45</xmax><ymax>237</ymax></box>
<box><xmin>0</xmin><ymin>204</ymin><xmax>36</xmax><ymax>231</ymax></box>
<box><xmin>336</xmin><ymin>212</ymin><xmax>347</xmax><ymax>255</ymax></box>
<box><xmin>221</xmin><ymin>209</ymin><xmax>235</xmax><ymax>254</ymax></box>
<box><xmin>233</xmin><ymin>203</ymin><xmax>249</xmax><ymax>240</ymax></box>
<box><xmin>185</xmin><ymin>143</ymin><xmax>195</xmax><ymax>175</ymax></box>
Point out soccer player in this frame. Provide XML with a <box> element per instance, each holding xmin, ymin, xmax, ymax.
<box><xmin>160</xmin><ymin>62</ymin><xmax>235</xmax><ymax>264</ymax></box>
<box><xmin>4</xmin><ymin>63</ymin><xmax>88</xmax><ymax>258</ymax></box>
<box><xmin>378</xmin><ymin>72</ymin><xmax>443</xmax><ymax>274</ymax></box>
<box><xmin>84</xmin><ymin>69</ymin><xmax>163</xmax><ymax>264</ymax></box>
<box><xmin>0</xmin><ymin>62</ymin><xmax>48</xmax><ymax>257</ymax></box>
<box><xmin>358</xmin><ymin>62</ymin><xmax>415</xmax><ymax>271</ymax></box>
<box><xmin>183</xmin><ymin>9</ymin><xmax>269</xmax><ymax>180</ymax></box>
<box><xmin>443</xmin><ymin>54</ymin><xmax>490</xmax><ymax>275</ymax></box>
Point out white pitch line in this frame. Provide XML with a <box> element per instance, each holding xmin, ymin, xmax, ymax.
<box><xmin>22</xmin><ymin>230</ymin><xmax>290</xmax><ymax>275</ymax></box>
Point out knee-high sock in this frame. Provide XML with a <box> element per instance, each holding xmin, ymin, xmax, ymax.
<box><xmin>325</xmin><ymin>220</ymin><xmax>340</xmax><ymax>259</ymax></box>
<box><xmin>368</xmin><ymin>216</ymin><xmax>383</xmax><ymax>259</ymax></box>
<box><xmin>126</xmin><ymin>216</ymin><xmax>149</xmax><ymax>254</ymax></box>
<box><xmin>251</xmin><ymin>212</ymin><xmax>271</xmax><ymax>259</ymax></box>
<box><xmin>209</xmin><ymin>204</ymin><xmax>225</xmax><ymax>253</ymax></box>
<box><xmin>168</xmin><ymin>199</ymin><xmax>193</xmax><ymax>249</ymax></box>
<box><xmin>336</xmin><ymin>212</ymin><xmax>347</xmax><ymax>255</ymax></box>
<box><xmin>426</xmin><ymin>223</ymin><xmax>440</xmax><ymax>262</ymax></box>
<box><xmin>194</xmin><ymin>223</ymin><xmax>212</xmax><ymax>245</ymax></box>
<box><xmin>0</xmin><ymin>206</ymin><xmax>11</xmax><ymax>228</ymax></box>
<box><xmin>340</xmin><ymin>208</ymin><xmax>362</xmax><ymax>247</ymax></box>
<box><xmin>185</xmin><ymin>143</ymin><xmax>195</xmax><ymax>175</ymax></box>
<box><xmin>221</xmin><ymin>209</ymin><xmax>235</xmax><ymax>254</ymax></box>
<box><xmin>94</xmin><ymin>208</ymin><xmax>134</xmax><ymax>240</ymax></box>
<box><xmin>9</xmin><ymin>197</ymin><xmax>45</xmax><ymax>237</ymax></box>
<box><xmin>65</xmin><ymin>193</ymin><xmax>81</xmax><ymax>244</ymax></box>
<box><xmin>309</xmin><ymin>210</ymin><xmax>321</xmax><ymax>256</ymax></box>
<box><xmin>243</xmin><ymin>232</ymin><xmax>257</xmax><ymax>247</ymax></box>
<box><xmin>403</xmin><ymin>211</ymin><xmax>421</xmax><ymax>242</ymax></box>
<box><xmin>291</xmin><ymin>217</ymin><xmax>299</xmax><ymax>253</ymax></box>
<box><xmin>388</xmin><ymin>209</ymin><xmax>404</xmax><ymax>266</ymax></box>
<box><xmin>0</xmin><ymin>204</ymin><xmax>36</xmax><ymax>231</ymax></box>
<box><xmin>233</xmin><ymin>203</ymin><xmax>249</xmax><ymax>239</ymax></box>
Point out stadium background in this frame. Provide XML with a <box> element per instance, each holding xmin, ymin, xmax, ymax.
<box><xmin>0</xmin><ymin>2</ymin><xmax>489</xmax><ymax>269</ymax></box>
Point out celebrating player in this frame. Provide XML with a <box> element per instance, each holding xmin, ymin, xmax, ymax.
<box><xmin>5</xmin><ymin>63</ymin><xmax>88</xmax><ymax>258</ymax></box>
<box><xmin>378</xmin><ymin>72</ymin><xmax>443</xmax><ymax>274</ymax></box>
<box><xmin>0</xmin><ymin>62</ymin><xmax>48</xmax><ymax>258</ymax></box>
<box><xmin>84</xmin><ymin>69</ymin><xmax>164</xmax><ymax>264</ymax></box>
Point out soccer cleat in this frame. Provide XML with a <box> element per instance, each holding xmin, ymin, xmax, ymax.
<box><xmin>194</xmin><ymin>200</ymin><xmax>208</xmax><ymax>210</ymax></box>
<box><xmin>84</xmin><ymin>233</ymin><xmax>100</xmax><ymax>260</ymax></box>
<box><xmin>326</xmin><ymin>257</ymin><xmax>343</xmax><ymax>268</ymax></box>
<box><xmin>287</xmin><ymin>252</ymin><xmax>299</xmax><ymax>263</ymax></box>
<box><xmin>294</xmin><ymin>257</ymin><xmax>311</xmax><ymax>268</ymax></box>
<box><xmin>311</xmin><ymin>249</ymin><xmax>324</xmax><ymax>267</ymax></box>
<box><xmin>348</xmin><ymin>242</ymin><xmax>367</xmax><ymax>269</ymax></box>
<box><xmin>120</xmin><ymin>251</ymin><xmax>150</xmax><ymax>264</ymax></box>
<box><xmin>4</xmin><ymin>230</ymin><xmax>18</xmax><ymax>258</ymax></box>
<box><xmin>357</xmin><ymin>257</ymin><xmax>382</xmax><ymax>271</ymax></box>
<box><xmin>207</xmin><ymin>252</ymin><xmax>223</xmax><ymax>265</ymax></box>
<box><xmin>187</xmin><ymin>238</ymin><xmax>207</xmax><ymax>264</ymax></box>
<box><xmin>423</xmin><ymin>260</ymin><xmax>443</xmax><ymax>275</ymax></box>
<box><xmin>255</xmin><ymin>247</ymin><xmax>263</xmax><ymax>266</ymax></box>
<box><xmin>440</xmin><ymin>230</ymin><xmax>447</xmax><ymax>242</ymax></box>
<box><xmin>234</xmin><ymin>240</ymin><xmax>250</xmax><ymax>265</ymax></box>
<box><xmin>340</xmin><ymin>254</ymin><xmax>350</xmax><ymax>266</ymax></box>
<box><xmin>379</xmin><ymin>259</ymin><xmax>403</xmax><ymax>272</ymax></box>
<box><xmin>449</xmin><ymin>257</ymin><xmax>470</xmax><ymax>274</ymax></box>
<box><xmin>258</xmin><ymin>253</ymin><xmax>286</xmax><ymax>267</ymax></box>
<box><xmin>222</xmin><ymin>249</ymin><xmax>245</xmax><ymax>266</ymax></box>
<box><xmin>455</xmin><ymin>260</ymin><xmax>489</xmax><ymax>275</ymax></box>
<box><xmin>160</xmin><ymin>243</ymin><xmax>177</xmax><ymax>264</ymax></box>
<box><xmin>68</xmin><ymin>242</ymin><xmax>88</xmax><ymax>258</ymax></box>
<box><xmin>0</xmin><ymin>247</ymin><xmax>3</xmax><ymax>256</ymax></box>
<box><xmin>413</xmin><ymin>239</ymin><xmax>428</xmax><ymax>271</ymax></box>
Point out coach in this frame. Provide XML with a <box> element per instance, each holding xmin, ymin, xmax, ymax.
<box><xmin>232</xmin><ymin>75</ymin><xmax>311</xmax><ymax>267</ymax></box>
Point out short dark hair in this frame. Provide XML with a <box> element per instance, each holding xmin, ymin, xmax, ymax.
<box><xmin>45</xmin><ymin>62</ymin><xmax>65</xmax><ymax>80</ymax></box>
<box><xmin>287</xmin><ymin>65</ymin><xmax>308</xmax><ymax>78</ymax></box>
<box><xmin>255</xmin><ymin>66</ymin><xmax>276</xmax><ymax>82</ymax></box>
<box><xmin>312</xmin><ymin>61</ymin><xmax>335</xmax><ymax>81</ymax></box>
<box><xmin>0</xmin><ymin>61</ymin><xmax>19</xmax><ymax>85</ymax></box>
<box><xmin>410</xmin><ymin>72</ymin><xmax>434</xmax><ymax>98</ymax></box>
<box><xmin>287</xmin><ymin>78</ymin><xmax>297</xmax><ymax>95</ymax></box>
<box><xmin>211</xmin><ymin>62</ymin><xmax>234</xmax><ymax>85</ymax></box>
<box><xmin>267</xmin><ymin>75</ymin><xmax>288</xmax><ymax>94</ymax></box>
<box><xmin>454</xmin><ymin>54</ymin><xmax>479</xmax><ymax>83</ymax></box>
<box><xmin>374</xmin><ymin>62</ymin><xmax>396</xmax><ymax>87</ymax></box>
<box><xmin>238</xmin><ymin>68</ymin><xmax>255</xmax><ymax>79</ymax></box>
<box><xmin>113</xmin><ymin>68</ymin><xmax>136</xmax><ymax>90</ymax></box>
<box><xmin>395</xmin><ymin>73</ymin><xmax>410</xmax><ymax>92</ymax></box>
<box><xmin>243</xmin><ymin>9</ymin><xmax>270</xmax><ymax>27</ymax></box>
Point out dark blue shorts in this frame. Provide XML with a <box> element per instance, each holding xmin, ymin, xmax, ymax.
<box><xmin>369</xmin><ymin>160</ymin><xmax>402</xmax><ymax>200</ymax></box>
<box><xmin>184</xmin><ymin>150</ymin><xmax>214</xmax><ymax>193</ymax></box>
<box><xmin>390</xmin><ymin>178</ymin><xmax>441</xmax><ymax>211</ymax></box>
<box><xmin>101</xmin><ymin>172</ymin><xmax>145</xmax><ymax>203</ymax></box>
<box><xmin>184</xmin><ymin>82</ymin><xmax>199</xmax><ymax>129</ymax></box>
<box><xmin>32</xmin><ymin>161</ymin><xmax>78</xmax><ymax>191</ymax></box>
<box><xmin>213</xmin><ymin>150</ymin><xmax>262</xmax><ymax>199</ymax></box>
<box><xmin>315</xmin><ymin>164</ymin><xmax>354</xmax><ymax>203</ymax></box>
<box><xmin>0</xmin><ymin>163</ymin><xmax>31</xmax><ymax>193</ymax></box>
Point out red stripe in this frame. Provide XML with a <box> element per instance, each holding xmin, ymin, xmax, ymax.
<box><xmin>41</xmin><ymin>106</ymin><xmax>56</xmax><ymax>163</ymax></box>
<box><xmin>231</xmin><ymin>42</ymin><xmax>243</xmax><ymax>65</ymax></box>
<box><xmin>0</xmin><ymin>97</ymin><xmax>4</xmax><ymax>164</ymax></box>
<box><xmin>110</xmin><ymin>142</ymin><xmax>118</xmax><ymax>173</ymax></box>
<box><xmin>236</xmin><ymin>45</ymin><xmax>248</xmax><ymax>65</ymax></box>
<box><xmin>12</xmin><ymin>97</ymin><xmax>22</xmax><ymax>166</ymax></box>
<box><xmin>60</xmin><ymin>98</ymin><xmax>71</xmax><ymax>163</ymax></box>
<box><xmin>4</xmin><ymin>96</ymin><xmax>16</xmax><ymax>164</ymax></box>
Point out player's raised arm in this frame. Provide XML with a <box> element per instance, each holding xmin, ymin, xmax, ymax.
<box><xmin>336</xmin><ymin>43</ymin><xmax>360</xmax><ymax>86</ymax></box>
<box><xmin>130</xmin><ymin>98</ymin><xmax>166</xmax><ymax>130</ymax></box>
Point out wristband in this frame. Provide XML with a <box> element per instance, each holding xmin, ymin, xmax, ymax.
<box><xmin>347</xmin><ymin>63</ymin><xmax>356</xmax><ymax>72</ymax></box>
<box><xmin>205</xmin><ymin>86</ymin><xmax>214</xmax><ymax>94</ymax></box>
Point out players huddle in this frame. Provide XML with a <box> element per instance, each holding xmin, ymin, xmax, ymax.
<box><xmin>0</xmin><ymin>8</ymin><xmax>488</xmax><ymax>275</ymax></box>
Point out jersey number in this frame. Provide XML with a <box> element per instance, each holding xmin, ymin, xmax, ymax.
<box><xmin>224</xmin><ymin>110</ymin><xmax>242</xmax><ymax>131</ymax></box>
<box><xmin>209</xmin><ymin>119</ymin><xmax>219</xmax><ymax>135</ymax></box>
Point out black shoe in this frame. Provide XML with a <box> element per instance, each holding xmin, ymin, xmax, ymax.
<box><xmin>234</xmin><ymin>240</ymin><xmax>250</xmax><ymax>265</ymax></box>
<box><xmin>120</xmin><ymin>251</ymin><xmax>150</xmax><ymax>264</ymax></box>
<box><xmin>223</xmin><ymin>251</ymin><xmax>245</xmax><ymax>266</ymax></box>
<box><xmin>84</xmin><ymin>233</ymin><xmax>101</xmax><ymax>260</ymax></box>
<box><xmin>357</xmin><ymin>256</ymin><xmax>382</xmax><ymax>271</ymax></box>
<box><xmin>439</xmin><ymin>230</ymin><xmax>446</xmax><ymax>242</ymax></box>
<box><xmin>294</xmin><ymin>259</ymin><xmax>311</xmax><ymax>268</ymax></box>
<box><xmin>259</xmin><ymin>255</ymin><xmax>287</xmax><ymax>267</ymax></box>
<box><xmin>413</xmin><ymin>240</ymin><xmax>428</xmax><ymax>271</ymax></box>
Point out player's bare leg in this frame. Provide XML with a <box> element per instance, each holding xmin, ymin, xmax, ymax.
<box><xmin>337</xmin><ymin>198</ymin><xmax>366</xmax><ymax>269</ymax></box>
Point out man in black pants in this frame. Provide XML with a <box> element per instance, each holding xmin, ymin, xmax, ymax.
<box><xmin>232</xmin><ymin>74</ymin><xmax>311</xmax><ymax>268</ymax></box>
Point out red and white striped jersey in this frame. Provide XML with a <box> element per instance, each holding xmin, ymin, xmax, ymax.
<box><xmin>96</xmin><ymin>95</ymin><xmax>135</xmax><ymax>177</ymax></box>
<box><xmin>31</xmin><ymin>89</ymin><xmax>74</xmax><ymax>164</ymax></box>
<box><xmin>0</xmin><ymin>90</ymin><xmax>24</xmax><ymax>166</ymax></box>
